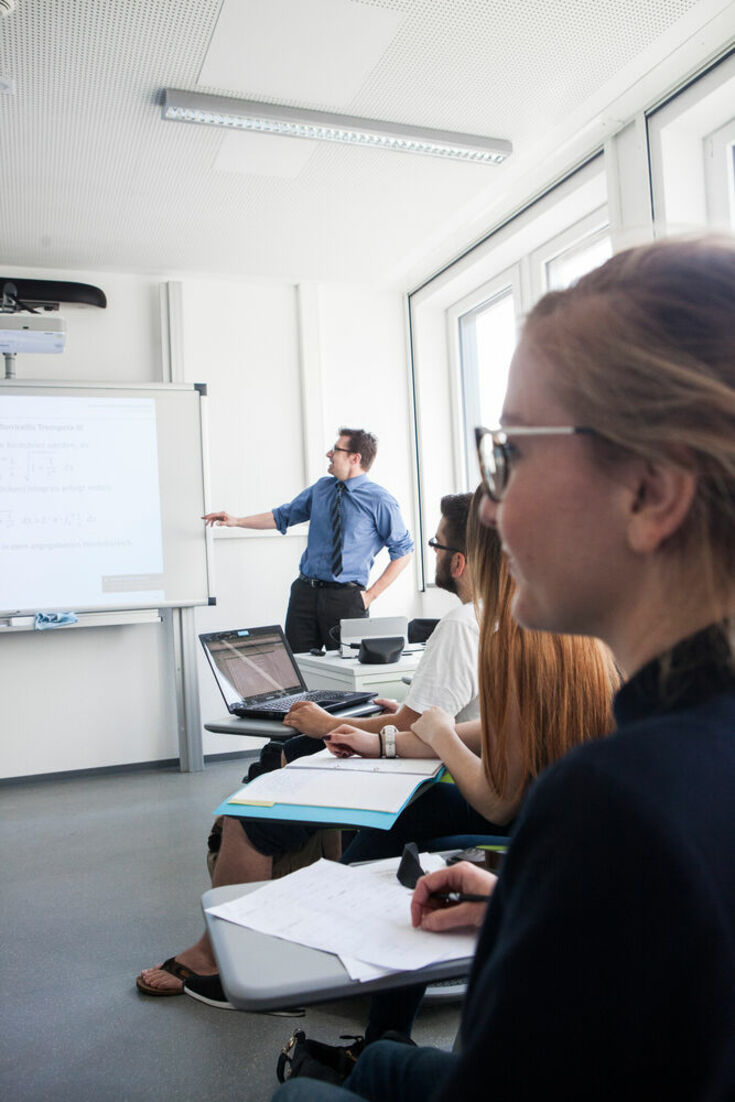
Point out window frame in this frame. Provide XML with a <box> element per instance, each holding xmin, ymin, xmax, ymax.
<box><xmin>648</xmin><ymin>50</ymin><xmax>735</xmax><ymax>231</ymax></box>
<box><xmin>408</xmin><ymin>155</ymin><xmax>607</xmax><ymax>592</ymax></box>
<box><xmin>447</xmin><ymin>206</ymin><xmax>610</xmax><ymax>499</ymax></box>
<box><xmin>447</xmin><ymin>267</ymin><xmax>521</xmax><ymax>490</ymax></box>
<box><xmin>704</xmin><ymin>116</ymin><xmax>735</xmax><ymax>229</ymax></box>
<box><xmin>529</xmin><ymin>206</ymin><xmax>611</xmax><ymax>299</ymax></box>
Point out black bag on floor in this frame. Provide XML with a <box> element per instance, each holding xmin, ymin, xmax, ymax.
<box><xmin>276</xmin><ymin>1030</ymin><xmax>364</xmax><ymax>1085</ymax></box>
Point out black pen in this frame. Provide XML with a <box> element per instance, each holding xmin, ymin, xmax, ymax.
<box><xmin>430</xmin><ymin>891</ymin><xmax>491</xmax><ymax>904</ymax></box>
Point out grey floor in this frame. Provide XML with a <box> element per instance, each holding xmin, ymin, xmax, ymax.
<box><xmin>1</xmin><ymin>756</ymin><xmax>459</xmax><ymax>1102</ymax></box>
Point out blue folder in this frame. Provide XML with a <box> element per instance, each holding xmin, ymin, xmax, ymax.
<box><xmin>213</xmin><ymin>772</ymin><xmax>444</xmax><ymax>831</ymax></box>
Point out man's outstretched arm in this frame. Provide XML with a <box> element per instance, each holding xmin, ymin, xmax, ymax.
<box><xmin>202</xmin><ymin>510</ymin><xmax>277</xmax><ymax>529</ymax></box>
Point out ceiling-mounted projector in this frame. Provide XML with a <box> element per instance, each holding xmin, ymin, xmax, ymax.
<box><xmin>0</xmin><ymin>314</ymin><xmax>66</xmax><ymax>354</ymax></box>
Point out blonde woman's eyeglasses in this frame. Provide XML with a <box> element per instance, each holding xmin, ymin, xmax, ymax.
<box><xmin>475</xmin><ymin>425</ymin><xmax>596</xmax><ymax>502</ymax></box>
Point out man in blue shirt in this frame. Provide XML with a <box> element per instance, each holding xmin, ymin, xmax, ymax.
<box><xmin>203</xmin><ymin>428</ymin><xmax>413</xmax><ymax>652</ymax></box>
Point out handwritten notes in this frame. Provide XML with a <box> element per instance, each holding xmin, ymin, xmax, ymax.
<box><xmin>205</xmin><ymin>856</ymin><xmax>477</xmax><ymax>975</ymax></box>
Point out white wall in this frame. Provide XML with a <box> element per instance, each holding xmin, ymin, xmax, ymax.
<box><xmin>317</xmin><ymin>283</ymin><xmax>417</xmax><ymax>614</ymax></box>
<box><xmin>0</xmin><ymin>268</ymin><xmax>185</xmax><ymax>778</ymax></box>
<box><xmin>0</xmin><ymin>265</ymin><xmax>424</xmax><ymax>777</ymax></box>
<box><xmin>0</xmin><ymin>269</ymin><xmax>163</xmax><ymax>382</ymax></box>
<box><xmin>179</xmin><ymin>275</ymin><xmax>310</xmax><ymax>759</ymax></box>
<box><xmin>181</xmin><ymin>276</ymin><xmax>433</xmax><ymax>758</ymax></box>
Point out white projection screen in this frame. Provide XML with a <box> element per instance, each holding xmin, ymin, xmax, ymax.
<box><xmin>0</xmin><ymin>381</ymin><xmax>213</xmax><ymax>615</ymax></box>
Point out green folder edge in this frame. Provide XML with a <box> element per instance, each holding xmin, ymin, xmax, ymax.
<box><xmin>213</xmin><ymin>770</ymin><xmax>445</xmax><ymax>832</ymax></box>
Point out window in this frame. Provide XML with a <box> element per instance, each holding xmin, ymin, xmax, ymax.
<box><xmin>461</xmin><ymin>290</ymin><xmax>516</xmax><ymax>423</ymax></box>
<box><xmin>545</xmin><ymin>227</ymin><xmax>612</xmax><ymax>290</ymax></box>
<box><xmin>452</xmin><ymin>211</ymin><xmax>610</xmax><ymax>488</ymax></box>
<box><xmin>455</xmin><ymin>280</ymin><xmax>518</xmax><ymax>483</ymax></box>
<box><xmin>409</xmin><ymin>51</ymin><xmax>735</xmax><ymax>594</ymax></box>
<box><xmin>704</xmin><ymin>117</ymin><xmax>735</xmax><ymax>230</ymax></box>
<box><xmin>648</xmin><ymin>52</ymin><xmax>735</xmax><ymax>232</ymax></box>
<box><xmin>530</xmin><ymin>207</ymin><xmax>611</xmax><ymax>298</ymax></box>
<box><xmin>409</xmin><ymin>157</ymin><xmax>608</xmax><ymax>588</ymax></box>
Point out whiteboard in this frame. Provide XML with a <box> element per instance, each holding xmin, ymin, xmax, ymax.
<box><xmin>0</xmin><ymin>380</ymin><xmax>213</xmax><ymax>614</ymax></box>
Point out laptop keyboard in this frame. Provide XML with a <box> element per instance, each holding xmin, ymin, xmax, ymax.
<box><xmin>256</xmin><ymin>689</ymin><xmax>345</xmax><ymax>714</ymax></box>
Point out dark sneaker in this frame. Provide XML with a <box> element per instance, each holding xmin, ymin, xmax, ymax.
<box><xmin>277</xmin><ymin>1031</ymin><xmax>365</xmax><ymax>1085</ymax></box>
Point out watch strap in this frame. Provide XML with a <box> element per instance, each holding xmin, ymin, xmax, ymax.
<box><xmin>381</xmin><ymin>724</ymin><xmax>398</xmax><ymax>758</ymax></box>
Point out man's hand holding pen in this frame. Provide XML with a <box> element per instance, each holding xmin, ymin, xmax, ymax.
<box><xmin>411</xmin><ymin>862</ymin><xmax>498</xmax><ymax>933</ymax></box>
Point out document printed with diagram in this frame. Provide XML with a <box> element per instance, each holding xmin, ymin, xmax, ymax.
<box><xmin>199</xmin><ymin>625</ymin><xmax>376</xmax><ymax>720</ymax></box>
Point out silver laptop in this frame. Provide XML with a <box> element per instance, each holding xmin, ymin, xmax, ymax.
<box><xmin>199</xmin><ymin>625</ymin><xmax>376</xmax><ymax>720</ymax></box>
<box><xmin>339</xmin><ymin>615</ymin><xmax>409</xmax><ymax>658</ymax></box>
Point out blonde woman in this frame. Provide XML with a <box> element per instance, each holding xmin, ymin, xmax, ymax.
<box><xmin>275</xmin><ymin>237</ymin><xmax>735</xmax><ymax>1102</ymax></box>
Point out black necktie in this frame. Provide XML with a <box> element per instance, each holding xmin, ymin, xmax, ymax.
<box><xmin>330</xmin><ymin>481</ymin><xmax>345</xmax><ymax>578</ymax></box>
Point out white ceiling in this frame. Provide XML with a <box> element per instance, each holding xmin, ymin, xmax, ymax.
<box><xmin>0</xmin><ymin>0</ymin><xmax>732</xmax><ymax>289</ymax></box>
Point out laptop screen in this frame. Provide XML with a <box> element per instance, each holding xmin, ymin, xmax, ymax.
<box><xmin>200</xmin><ymin>626</ymin><xmax>305</xmax><ymax>708</ymax></box>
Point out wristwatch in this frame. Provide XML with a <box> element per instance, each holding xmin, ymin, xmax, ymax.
<box><xmin>380</xmin><ymin>724</ymin><xmax>398</xmax><ymax>758</ymax></box>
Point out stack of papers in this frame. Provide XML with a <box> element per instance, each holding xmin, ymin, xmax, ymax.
<box><xmin>215</xmin><ymin>749</ymin><xmax>445</xmax><ymax>830</ymax></box>
<box><xmin>206</xmin><ymin>856</ymin><xmax>478</xmax><ymax>981</ymax></box>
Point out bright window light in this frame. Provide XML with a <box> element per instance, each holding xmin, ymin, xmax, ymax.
<box><xmin>471</xmin><ymin>292</ymin><xmax>517</xmax><ymax>426</ymax></box>
<box><xmin>460</xmin><ymin>289</ymin><xmax>517</xmax><ymax>434</ymax></box>
<box><xmin>545</xmin><ymin>232</ymin><xmax>612</xmax><ymax>291</ymax></box>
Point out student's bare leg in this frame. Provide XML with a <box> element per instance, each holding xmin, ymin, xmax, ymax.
<box><xmin>138</xmin><ymin>818</ymin><xmax>272</xmax><ymax>992</ymax></box>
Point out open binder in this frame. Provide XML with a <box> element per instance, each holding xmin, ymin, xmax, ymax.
<box><xmin>214</xmin><ymin>749</ymin><xmax>445</xmax><ymax>831</ymax></box>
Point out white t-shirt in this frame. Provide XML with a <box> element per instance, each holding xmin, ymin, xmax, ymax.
<box><xmin>404</xmin><ymin>600</ymin><xmax>480</xmax><ymax>724</ymax></box>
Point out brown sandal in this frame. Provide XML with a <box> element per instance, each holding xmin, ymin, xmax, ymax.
<box><xmin>135</xmin><ymin>956</ymin><xmax>201</xmax><ymax>997</ymax></box>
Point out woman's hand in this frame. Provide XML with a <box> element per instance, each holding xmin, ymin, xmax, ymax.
<box><xmin>283</xmin><ymin>701</ymin><xmax>335</xmax><ymax>736</ymax></box>
<box><xmin>374</xmin><ymin>697</ymin><xmax>399</xmax><ymax>714</ymax></box>
<box><xmin>324</xmin><ymin>725</ymin><xmax>380</xmax><ymax>758</ymax></box>
<box><xmin>411</xmin><ymin>706</ymin><xmax>457</xmax><ymax>752</ymax></box>
<box><xmin>411</xmin><ymin>862</ymin><xmax>497</xmax><ymax>932</ymax></box>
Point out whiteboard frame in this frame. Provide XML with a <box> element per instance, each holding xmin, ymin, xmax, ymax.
<box><xmin>0</xmin><ymin>378</ymin><xmax>215</xmax><ymax>616</ymax></box>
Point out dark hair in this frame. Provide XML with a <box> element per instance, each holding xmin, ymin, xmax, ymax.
<box><xmin>440</xmin><ymin>492</ymin><xmax>473</xmax><ymax>554</ymax></box>
<box><xmin>339</xmin><ymin>427</ymin><xmax>378</xmax><ymax>471</ymax></box>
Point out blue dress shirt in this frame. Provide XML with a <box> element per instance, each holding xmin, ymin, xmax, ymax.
<box><xmin>272</xmin><ymin>475</ymin><xmax>413</xmax><ymax>586</ymax></box>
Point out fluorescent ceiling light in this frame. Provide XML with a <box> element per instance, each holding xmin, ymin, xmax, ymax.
<box><xmin>162</xmin><ymin>89</ymin><xmax>512</xmax><ymax>166</ymax></box>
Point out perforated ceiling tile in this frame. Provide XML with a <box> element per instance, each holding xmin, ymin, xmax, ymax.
<box><xmin>213</xmin><ymin>130</ymin><xmax>319</xmax><ymax>178</ymax></box>
<box><xmin>0</xmin><ymin>0</ymin><xmax>713</xmax><ymax>284</ymax></box>
<box><xmin>350</xmin><ymin>0</ymin><xmax>701</xmax><ymax>134</ymax></box>
<box><xmin>198</xmin><ymin>0</ymin><xmax>404</xmax><ymax>107</ymax></box>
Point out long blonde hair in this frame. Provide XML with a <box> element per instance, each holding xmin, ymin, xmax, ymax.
<box><xmin>525</xmin><ymin>235</ymin><xmax>735</xmax><ymax>616</ymax></box>
<box><xmin>466</xmin><ymin>486</ymin><xmax>619</xmax><ymax>801</ymax></box>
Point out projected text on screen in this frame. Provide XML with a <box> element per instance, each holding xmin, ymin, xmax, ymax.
<box><xmin>0</xmin><ymin>395</ymin><xmax>165</xmax><ymax>613</ymax></box>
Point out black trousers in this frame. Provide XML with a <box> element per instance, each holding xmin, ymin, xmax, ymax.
<box><xmin>284</xmin><ymin>576</ymin><xmax>367</xmax><ymax>653</ymax></box>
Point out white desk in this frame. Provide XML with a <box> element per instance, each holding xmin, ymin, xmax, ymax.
<box><xmin>204</xmin><ymin>701</ymin><xmax>382</xmax><ymax>742</ymax></box>
<box><xmin>295</xmin><ymin>648</ymin><xmax>424</xmax><ymax>703</ymax></box>
<box><xmin>202</xmin><ymin>881</ymin><xmax>472</xmax><ymax>1011</ymax></box>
